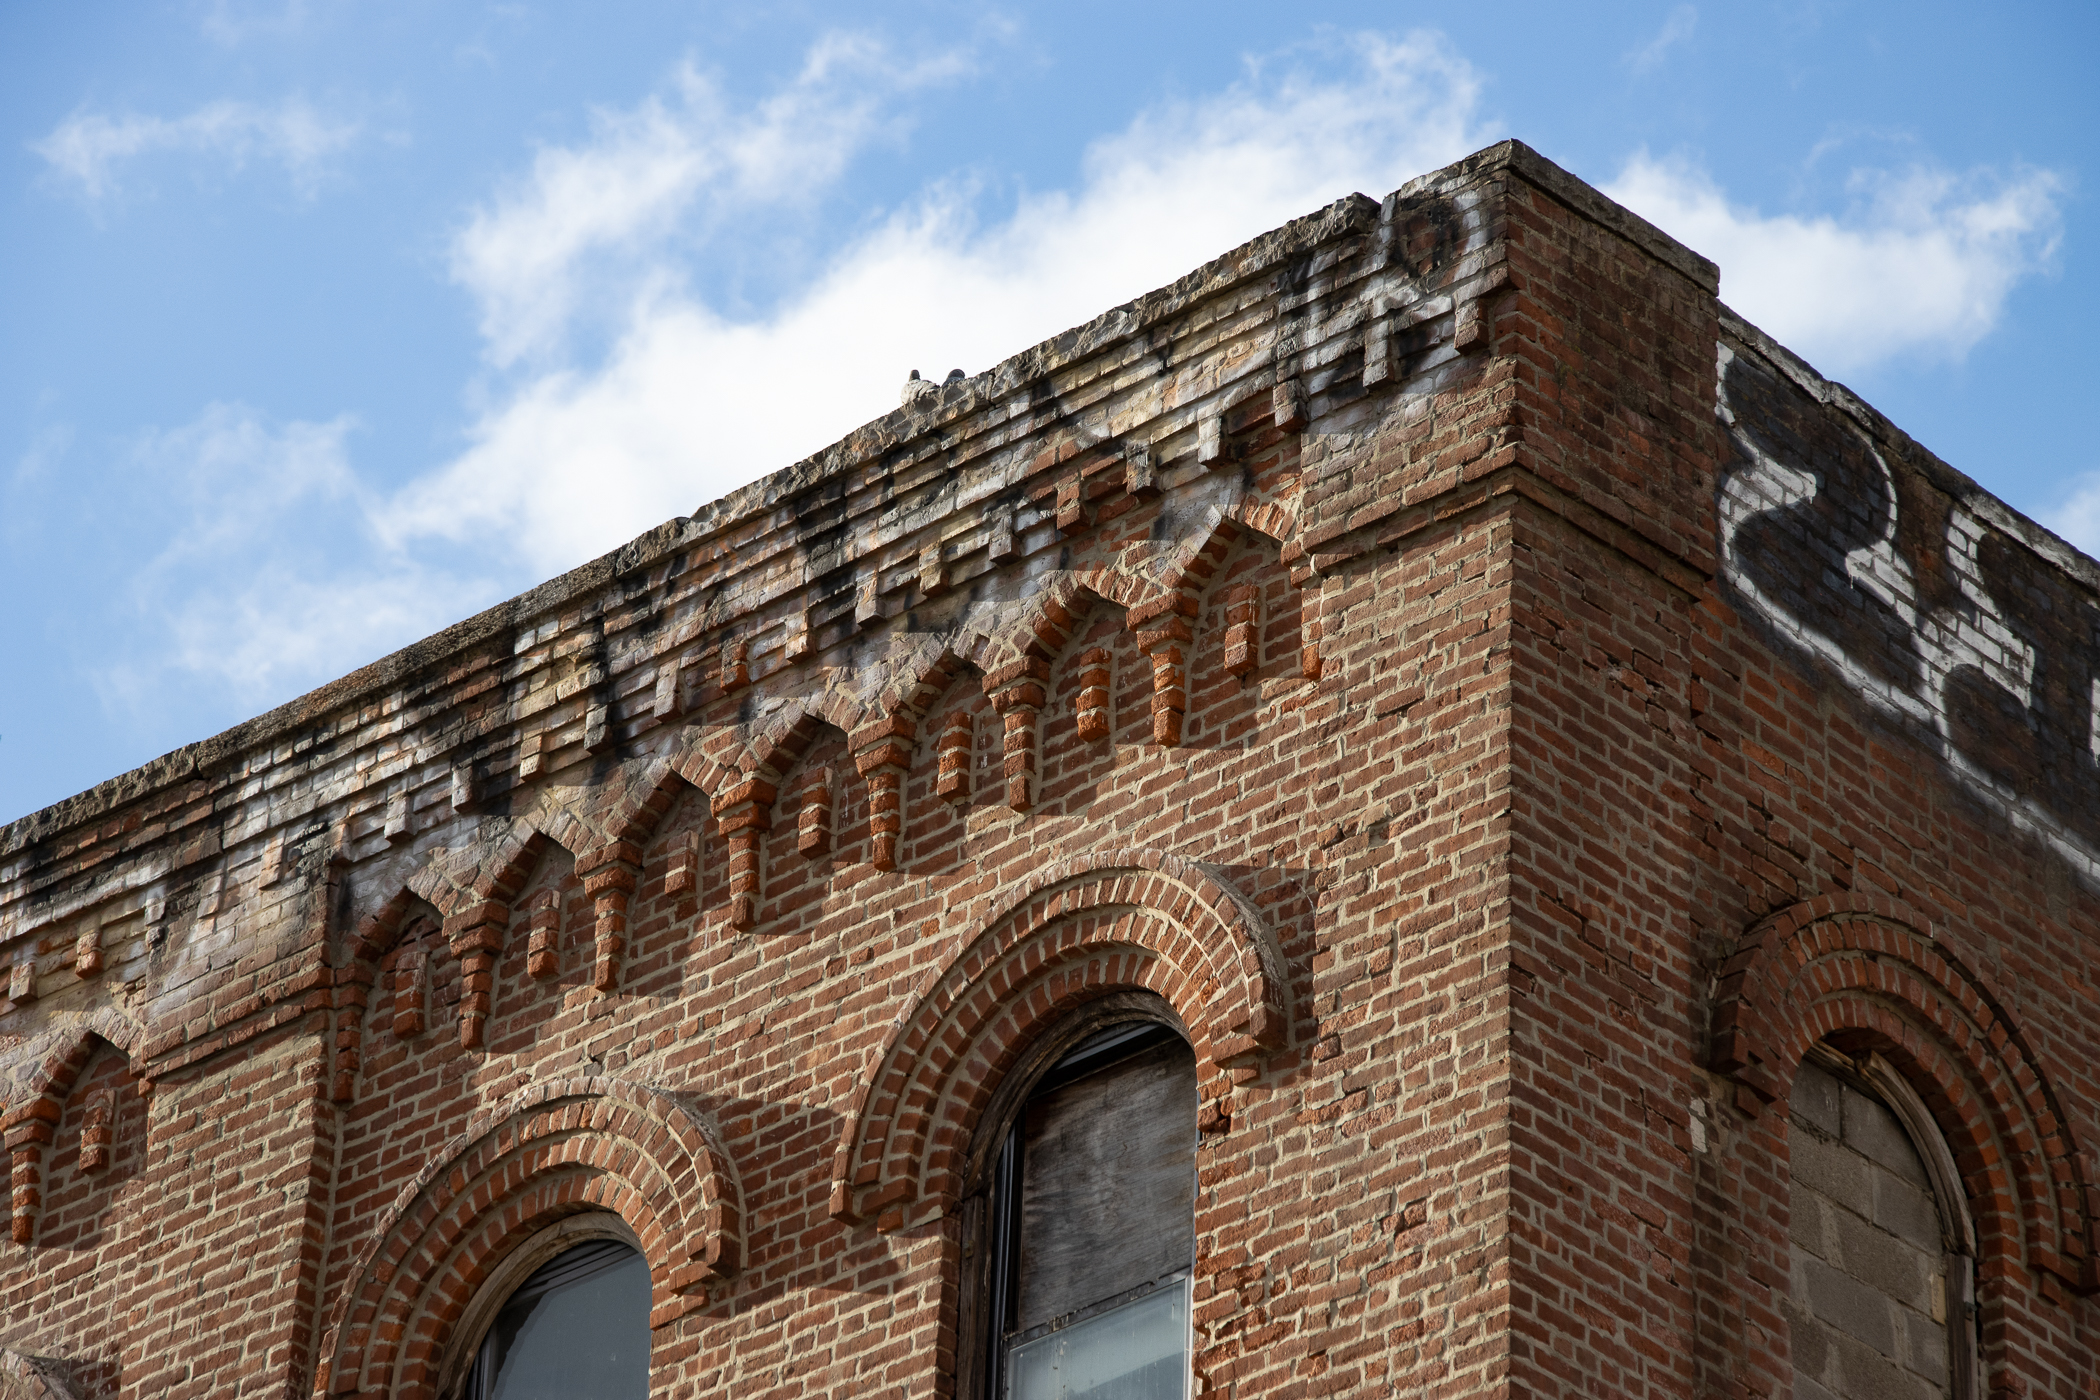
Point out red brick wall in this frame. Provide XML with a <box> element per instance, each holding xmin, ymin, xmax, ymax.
<box><xmin>1</xmin><ymin>141</ymin><xmax>2095</xmax><ymax>1400</ymax></box>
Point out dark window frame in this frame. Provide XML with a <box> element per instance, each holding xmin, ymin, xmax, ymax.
<box><xmin>951</xmin><ymin>991</ymin><xmax>1196</xmax><ymax>1400</ymax></box>
<box><xmin>435</xmin><ymin>1212</ymin><xmax>649</xmax><ymax>1400</ymax></box>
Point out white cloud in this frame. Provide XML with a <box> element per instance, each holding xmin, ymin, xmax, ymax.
<box><xmin>1607</xmin><ymin>152</ymin><xmax>2063</xmax><ymax>374</ymax></box>
<box><xmin>87</xmin><ymin>30</ymin><xmax>1487</xmax><ymax>707</ymax></box>
<box><xmin>388</xmin><ymin>29</ymin><xmax>1487</xmax><ymax>578</ymax></box>
<box><xmin>100</xmin><ymin>406</ymin><xmax>490</xmax><ymax>708</ymax></box>
<box><xmin>1627</xmin><ymin>6</ymin><xmax>1698</xmax><ymax>74</ymax></box>
<box><xmin>31</xmin><ymin>97</ymin><xmax>360</xmax><ymax>201</ymax></box>
<box><xmin>454</xmin><ymin>33</ymin><xmax>980</xmax><ymax>366</ymax></box>
<box><xmin>197</xmin><ymin>0</ymin><xmax>323</xmax><ymax>45</ymax></box>
<box><xmin>2042</xmin><ymin>477</ymin><xmax>2100</xmax><ymax>561</ymax></box>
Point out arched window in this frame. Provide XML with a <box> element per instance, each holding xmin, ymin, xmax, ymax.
<box><xmin>961</xmin><ymin>1002</ymin><xmax>1199</xmax><ymax>1400</ymax></box>
<box><xmin>442</xmin><ymin>1216</ymin><xmax>651</xmax><ymax>1400</ymax></box>
<box><xmin>1788</xmin><ymin>1044</ymin><xmax>1979</xmax><ymax>1400</ymax></box>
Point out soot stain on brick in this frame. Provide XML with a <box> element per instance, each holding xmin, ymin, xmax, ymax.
<box><xmin>1395</xmin><ymin>195</ymin><xmax>1463</xmax><ymax>279</ymax></box>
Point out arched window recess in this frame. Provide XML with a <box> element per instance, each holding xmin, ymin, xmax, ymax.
<box><xmin>1795</xmin><ymin>1041</ymin><xmax>1980</xmax><ymax>1400</ymax></box>
<box><xmin>956</xmin><ymin>992</ymin><xmax>1199</xmax><ymax>1400</ymax></box>
<box><xmin>438</xmin><ymin>1214</ymin><xmax>651</xmax><ymax>1400</ymax></box>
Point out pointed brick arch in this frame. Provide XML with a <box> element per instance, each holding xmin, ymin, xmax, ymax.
<box><xmin>598</xmin><ymin>757</ymin><xmax>700</xmax><ymax>852</ymax></box>
<box><xmin>377</xmin><ymin>762</ymin><xmax>717</xmax><ymax>1026</ymax></box>
<box><xmin>858</xmin><ymin>633</ymin><xmax>1002</xmax><ymax>738</ymax></box>
<box><xmin>1711</xmin><ymin>893</ymin><xmax>2098</xmax><ymax>1293</ymax></box>
<box><xmin>1223</xmin><ymin>495</ymin><xmax>1298</xmax><ymax>549</ymax></box>
<box><xmin>982</xmin><ymin>571</ymin><xmax>1167</xmax><ymax>801</ymax></box>
<box><xmin>741</xmin><ymin>704</ymin><xmax>847</xmax><ymax>784</ymax></box>
<box><xmin>315</xmin><ymin>1075</ymin><xmax>743</xmax><ymax>1398</ymax></box>
<box><xmin>828</xmin><ymin>851</ymin><xmax>1287</xmax><ymax>1224</ymax></box>
<box><xmin>1194</xmin><ymin>500</ymin><xmax>1323</xmax><ymax>683</ymax></box>
<box><xmin>670</xmin><ymin>742</ymin><xmax>738</xmax><ymax>806</ymax></box>
<box><xmin>1159</xmin><ymin>513</ymin><xmax>1244</xmax><ymax>600</ymax></box>
<box><xmin>330</xmin><ymin>884</ymin><xmax>449</xmax><ymax>1099</ymax></box>
<box><xmin>1</xmin><ymin>1010</ymin><xmax>144</xmax><ymax>1243</ymax></box>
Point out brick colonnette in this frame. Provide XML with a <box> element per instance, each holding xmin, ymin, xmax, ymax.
<box><xmin>0</xmin><ymin>139</ymin><xmax>2092</xmax><ymax>1400</ymax></box>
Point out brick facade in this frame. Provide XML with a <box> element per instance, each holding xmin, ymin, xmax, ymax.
<box><xmin>0</xmin><ymin>140</ymin><xmax>2094</xmax><ymax>1398</ymax></box>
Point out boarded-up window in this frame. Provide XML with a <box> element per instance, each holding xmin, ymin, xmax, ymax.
<box><xmin>986</xmin><ymin>1022</ymin><xmax>1197</xmax><ymax>1400</ymax></box>
<box><xmin>1788</xmin><ymin>1051</ymin><xmax>1977</xmax><ymax>1400</ymax></box>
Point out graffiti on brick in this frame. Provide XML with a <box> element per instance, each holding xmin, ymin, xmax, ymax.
<box><xmin>1717</xmin><ymin>341</ymin><xmax>2100</xmax><ymax>878</ymax></box>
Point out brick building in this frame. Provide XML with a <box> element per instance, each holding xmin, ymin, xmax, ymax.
<box><xmin>1</xmin><ymin>140</ymin><xmax>2095</xmax><ymax>1398</ymax></box>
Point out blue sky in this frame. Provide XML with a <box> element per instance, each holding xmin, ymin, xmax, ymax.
<box><xmin>4</xmin><ymin>0</ymin><xmax>2096</xmax><ymax>822</ymax></box>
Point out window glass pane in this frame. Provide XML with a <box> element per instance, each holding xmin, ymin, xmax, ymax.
<box><xmin>1008</xmin><ymin>1281</ymin><xmax>1188</xmax><ymax>1400</ymax></box>
<box><xmin>1015</xmin><ymin>1037</ymin><xmax>1196</xmax><ymax>1334</ymax></box>
<box><xmin>474</xmin><ymin>1240</ymin><xmax>650</xmax><ymax>1400</ymax></box>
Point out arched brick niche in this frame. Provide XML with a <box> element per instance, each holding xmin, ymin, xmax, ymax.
<box><xmin>1710</xmin><ymin>894</ymin><xmax>2098</xmax><ymax>1298</ymax></box>
<box><xmin>314</xmin><ymin>1076</ymin><xmax>743</xmax><ymax>1399</ymax></box>
<box><xmin>827</xmin><ymin>850</ymin><xmax>1287</xmax><ymax>1228</ymax></box>
<box><xmin>0</xmin><ymin>1009</ymin><xmax>144</xmax><ymax>1245</ymax></box>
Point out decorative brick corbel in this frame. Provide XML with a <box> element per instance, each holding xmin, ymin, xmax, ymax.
<box><xmin>850</xmin><ymin>717</ymin><xmax>915</xmax><ymax>872</ymax></box>
<box><xmin>782</xmin><ymin>609</ymin><xmax>813</xmax><ymax>662</ymax></box>
<box><xmin>1142</xmin><ymin>629</ymin><xmax>1191</xmax><ymax>745</ymax></box>
<box><xmin>1272</xmin><ymin>377</ymin><xmax>1308</xmax><ymax>432</ymax></box>
<box><xmin>917</xmin><ymin>545</ymin><xmax>947</xmax><ymax>598</ymax></box>
<box><xmin>1453</xmin><ymin>263</ymin><xmax>1510</xmax><ymax>355</ymax></box>
<box><xmin>1127</xmin><ymin>593</ymin><xmax>1198</xmax><ymax>747</ymax></box>
<box><xmin>5</xmin><ymin>960</ymin><xmax>34</xmax><ymax>1005</ymax></box>
<box><xmin>1055</xmin><ymin>474</ymin><xmax>1088</xmax><ymax>533</ymax></box>
<box><xmin>450</xmin><ymin>763</ymin><xmax>477</xmax><ymax>814</ymax></box>
<box><xmin>577</xmin><ymin>845</ymin><xmax>642</xmax><ymax>990</ymax></box>
<box><xmin>1299</xmin><ymin>583</ymin><xmax>1327</xmax><ymax>681</ymax></box>
<box><xmin>652</xmin><ymin>653</ymin><xmax>687</xmax><ymax>721</ymax></box>
<box><xmin>1361</xmin><ymin>312</ymin><xmax>1393</xmax><ymax>387</ymax></box>
<box><xmin>444</xmin><ymin>899</ymin><xmax>509</xmax><ymax>1049</ymax></box>
<box><xmin>1076</xmin><ymin>649</ymin><xmax>1113</xmax><ymax>740</ymax></box>
<box><xmin>937</xmin><ymin>712</ymin><xmax>973</xmax><ymax>802</ymax></box>
<box><xmin>584</xmin><ymin>702</ymin><xmax>613</xmax><ymax>755</ymax></box>
<box><xmin>984</xmin><ymin>659</ymin><xmax>1049</xmax><ymax>811</ymax></box>
<box><xmin>1124</xmin><ymin>440</ymin><xmax>1159</xmax><ymax>499</ymax></box>
<box><xmin>4</xmin><ymin>1100</ymin><xmax>58</xmax><ymax>1243</ymax></box>
<box><xmin>518</xmin><ymin>730</ymin><xmax>549</xmax><ymax>782</ymax></box>
<box><xmin>1221</xmin><ymin>585</ymin><xmax>1261</xmax><ymax>679</ymax></box>
<box><xmin>74</xmin><ymin>919</ymin><xmax>104</xmax><ymax>978</ymax></box>
<box><xmin>664</xmin><ymin>830</ymin><xmax>700</xmax><ymax>897</ymax></box>
<box><xmin>384</xmin><ymin>791</ymin><xmax>412</xmax><ymax>845</ymax></box>
<box><xmin>392</xmin><ymin>945</ymin><xmax>427</xmax><ymax>1038</ymax></box>
<box><xmin>721</xmin><ymin>638</ymin><xmax>750</xmax><ymax>693</ymax></box>
<box><xmin>988</xmin><ymin>508</ymin><xmax>1019</xmax><ymax>564</ymax></box>
<box><xmin>798</xmin><ymin>768</ymin><xmax>833</xmax><ymax>856</ymax></box>
<box><xmin>78</xmin><ymin>1090</ymin><xmax>113</xmax><ymax>1173</ymax></box>
<box><xmin>709</xmin><ymin>780</ymin><xmax>776</xmax><ymax>931</ymax></box>
<box><xmin>525</xmin><ymin>889</ymin><xmax>563</xmax><ymax>980</ymax></box>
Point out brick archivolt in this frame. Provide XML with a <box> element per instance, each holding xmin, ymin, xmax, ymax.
<box><xmin>1711</xmin><ymin>893</ymin><xmax>2098</xmax><ymax>1294</ymax></box>
<box><xmin>828</xmin><ymin>851</ymin><xmax>1285</xmax><ymax>1226</ymax></box>
<box><xmin>0</xmin><ymin>1007</ymin><xmax>143</xmax><ymax>1244</ymax></box>
<box><xmin>315</xmin><ymin>1076</ymin><xmax>741</xmax><ymax>1399</ymax></box>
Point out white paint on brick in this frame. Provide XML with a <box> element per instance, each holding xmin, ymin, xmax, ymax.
<box><xmin>1717</xmin><ymin>342</ymin><xmax>2100</xmax><ymax>883</ymax></box>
